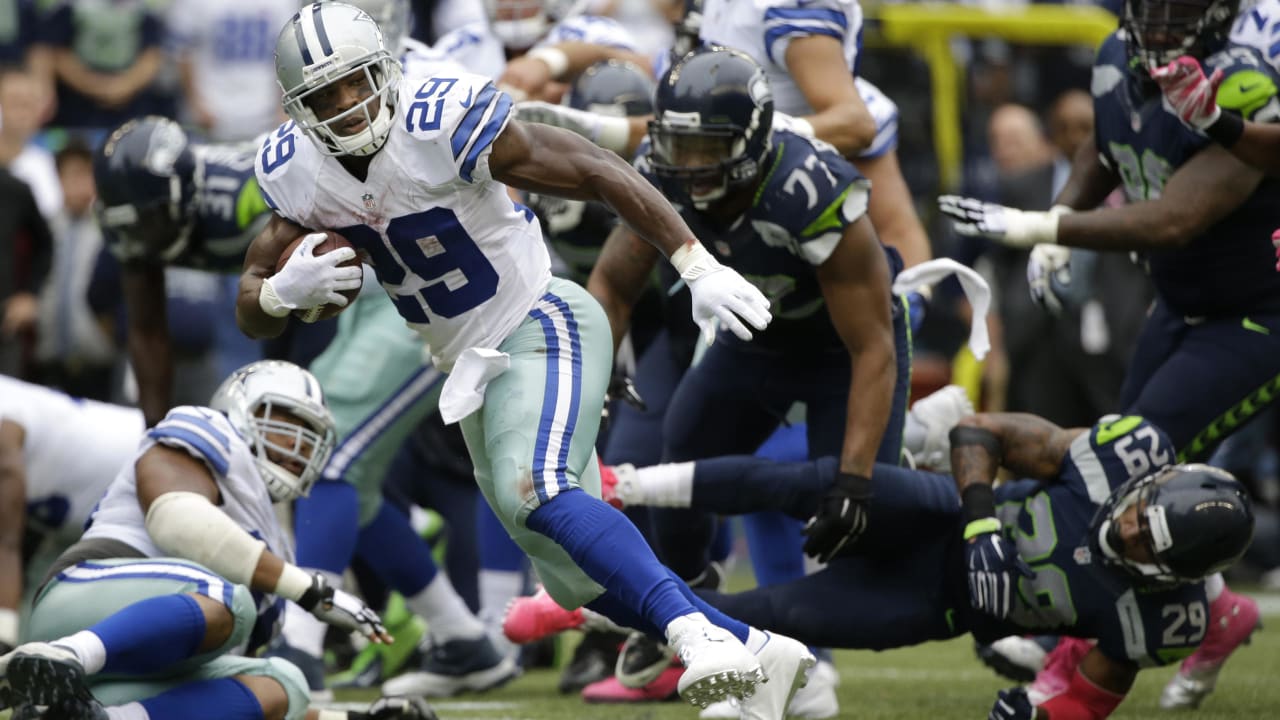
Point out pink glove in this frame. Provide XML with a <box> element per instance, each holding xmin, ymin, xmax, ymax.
<box><xmin>1150</xmin><ymin>56</ymin><xmax>1225</xmax><ymax>129</ymax></box>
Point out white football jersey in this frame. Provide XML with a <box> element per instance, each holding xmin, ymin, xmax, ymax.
<box><xmin>403</xmin><ymin>23</ymin><xmax>506</xmax><ymax>81</ymax></box>
<box><xmin>700</xmin><ymin>0</ymin><xmax>861</xmax><ymax>116</ymax></box>
<box><xmin>1231</xmin><ymin>0</ymin><xmax>1280</xmax><ymax>73</ymax></box>
<box><xmin>539</xmin><ymin>14</ymin><xmax>641</xmax><ymax>52</ymax></box>
<box><xmin>0</xmin><ymin>377</ymin><xmax>143</xmax><ymax>552</ymax></box>
<box><xmin>855</xmin><ymin>77</ymin><xmax>899</xmax><ymax>159</ymax></box>
<box><xmin>257</xmin><ymin>71</ymin><xmax>552</xmax><ymax>370</ymax></box>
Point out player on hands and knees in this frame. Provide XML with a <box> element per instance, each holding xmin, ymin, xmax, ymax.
<box><xmin>0</xmin><ymin>361</ymin><xmax>432</xmax><ymax>720</ymax></box>
<box><xmin>239</xmin><ymin>3</ymin><xmax>805</xmax><ymax>712</ymax></box>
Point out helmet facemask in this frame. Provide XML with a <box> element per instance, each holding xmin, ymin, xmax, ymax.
<box><xmin>649</xmin><ymin>123</ymin><xmax>757</xmax><ymax>209</ymax></box>
<box><xmin>245</xmin><ymin>396</ymin><xmax>336</xmax><ymax>503</ymax></box>
<box><xmin>1123</xmin><ymin>0</ymin><xmax>1239</xmax><ymax>70</ymax></box>
<box><xmin>285</xmin><ymin>55</ymin><xmax>401</xmax><ymax>157</ymax></box>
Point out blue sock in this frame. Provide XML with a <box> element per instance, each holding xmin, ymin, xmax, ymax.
<box><xmin>294</xmin><ymin>480</ymin><xmax>360</xmax><ymax>575</ymax></box>
<box><xmin>585</xmin><ymin>591</ymin><xmax>663</xmax><ymax>639</ymax></box>
<box><xmin>355</xmin><ymin>501</ymin><xmax>437</xmax><ymax>596</ymax></box>
<box><xmin>663</xmin><ymin>568</ymin><xmax>749</xmax><ymax>643</ymax></box>
<box><xmin>525</xmin><ymin>488</ymin><xmax>695</xmax><ymax>632</ymax></box>
<box><xmin>140</xmin><ymin>677</ymin><xmax>263</xmax><ymax>720</ymax></box>
<box><xmin>478</xmin><ymin>501</ymin><xmax>526</xmax><ymax>572</ymax></box>
<box><xmin>93</xmin><ymin>595</ymin><xmax>206</xmax><ymax>675</ymax></box>
<box><xmin>743</xmin><ymin>511</ymin><xmax>805</xmax><ymax>587</ymax></box>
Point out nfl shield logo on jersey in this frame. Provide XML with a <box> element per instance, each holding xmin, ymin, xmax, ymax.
<box><xmin>362</xmin><ymin>193</ymin><xmax>376</xmax><ymax>210</ymax></box>
<box><xmin>1073</xmin><ymin>545</ymin><xmax>1092</xmax><ymax>565</ymax></box>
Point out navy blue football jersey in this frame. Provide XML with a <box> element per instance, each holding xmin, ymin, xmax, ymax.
<box><xmin>1093</xmin><ymin>31</ymin><xmax>1280</xmax><ymax>317</ymax></box>
<box><xmin>105</xmin><ymin>141</ymin><xmax>270</xmax><ymax>273</ymax></box>
<box><xmin>971</xmin><ymin>416</ymin><xmax>1208</xmax><ymax>667</ymax></box>
<box><xmin>636</xmin><ymin>129</ymin><xmax>902</xmax><ymax>351</ymax></box>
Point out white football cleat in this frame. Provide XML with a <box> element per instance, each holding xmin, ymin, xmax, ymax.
<box><xmin>786</xmin><ymin>658</ymin><xmax>839</xmax><ymax>719</ymax></box>
<box><xmin>667</xmin><ymin>616</ymin><xmax>764</xmax><ymax>709</ymax></box>
<box><xmin>698</xmin><ymin>698</ymin><xmax>740</xmax><ymax>719</ymax></box>
<box><xmin>738</xmin><ymin>633</ymin><xmax>816</xmax><ymax>720</ymax></box>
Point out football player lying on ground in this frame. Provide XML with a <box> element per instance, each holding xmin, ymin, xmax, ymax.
<box><xmin>0</xmin><ymin>361</ymin><xmax>431</xmax><ymax>720</ymax></box>
<box><xmin>509</xmin><ymin>410</ymin><xmax>1256</xmax><ymax>719</ymax></box>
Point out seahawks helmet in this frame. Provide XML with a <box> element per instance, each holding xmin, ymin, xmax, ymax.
<box><xmin>310</xmin><ymin>0</ymin><xmax>410</xmax><ymax>54</ymax></box>
<box><xmin>1123</xmin><ymin>0</ymin><xmax>1241</xmax><ymax>69</ymax></box>
<box><xmin>210</xmin><ymin>360</ymin><xmax>337</xmax><ymax>503</ymax></box>
<box><xmin>93</xmin><ymin>117</ymin><xmax>199</xmax><ymax>264</ymax></box>
<box><xmin>1092</xmin><ymin>463</ymin><xmax>1254</xmax><ymax>588</ymax></box>
<box><xmin>276</xmin><ymin>2</ymin><xmax>403</xmax><ymax>157</ymax></box>
<box><xmin>648</xmin><ymin>46</ymin><xmax>773</xmax><ymax>208</ymax></box>
<box><xmin>569</xmin><ymin>60</ymin><xmax>655</xmax><ymax>117</ymax></box>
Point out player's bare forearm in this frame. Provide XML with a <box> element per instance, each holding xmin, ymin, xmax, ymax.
<box><xmin>1058</xmin><ymin>143</ymin><xmax>1261</xmax><ymax>250</ymax></box>
<box><xmin>1221</xmin><ymin>119</ymin><xmax>1280</xmax><ymax>173</ymax></box>
<box><xmin>122</xmin><ymin>266</ymin><xmax>172</xmax><ymax>427</ymax></box>
<box><xmin>1053</xmin><ymin>137</ymin><xmax>1120</xmax><ymax>211</ymax></box>
<box><xmin>555</xmin><ymin>41</ymin><xmax>652</xmax><ymax>77</ymax></box>
<box><xmin>787</xmin><ymin>36</ymin><xmax>876</xmax><ymax>154</ymax></box>
<box><xmin>587</xmin><ymin>225</ymin><xmax>660</xmax><ymax>351</ymax></box>
<box><xmin>0</xmin><ymin>421</ymin><xmax>27</xmax><ymax>610</ymax></box>
<box><xmin>951</xmin><ymin>414</ymin><xmax>1082</xmax><ymax>486</ymax></box>
<box><xmin>236</xmin><ymin>213</ymin><xmax>301</xmax><ymax>339</ymax></box>
<box><xmin>492</xmin><ymin>121</ymin><xmax>696</xmax><ymax>258</ymax></box>
<box><xmin>818</xmin><ymin>218</ymin><xmax>895</xmax><ymax>477</ymax></box>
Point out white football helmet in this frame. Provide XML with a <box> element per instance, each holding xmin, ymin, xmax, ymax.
<box><xmin>276</xmin><ymin>2</ymin><xmax>403</xmax><ymax>156</ymax></box>
<box><xmin>310</xmin><ymin>0</ymin><xmax>410</xmax><ymax>54</ymax></box>
<box><xmin>210</xmin><ymin>360</ymin><xmax>337</xmax><ymax>502</ymax></box>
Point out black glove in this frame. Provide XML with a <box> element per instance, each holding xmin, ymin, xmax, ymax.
<box><xmin>802</xmin><ymin>472</ymin><xmax>872</xmax><ymax>562</ymax></box>
<box><xmin>965</xmin><ymin>518</ymin><xmax>1036</xmax><ymax>620</ymax></box>
<box><xmin>363</xmin><ymin>696</ymin><xmax>439</xmax><ymax>720</ymax></box>
<box><xmin>989</xmin><ymin>687</ymin><xmax>1035</xmax><ymax>720</ymax></box>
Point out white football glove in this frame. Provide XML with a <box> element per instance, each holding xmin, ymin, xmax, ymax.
<box><xmin>296</xmin><ymin>573</ymin><xmax>390</xmax><ymax>643</ymax></box>
<box><xmin>1026</xmin><ymin>244</ymin><xmax>1073</xmax><ymax>315</ymax></box>
<box><xmin>258</xmin><ymin>232</ymin><xmax>362</xmax><ymax>318</ymax></box>
<box><xmin>514</xmin><ymin>100</ymin><xmax>632</xmax><ymax>154</ymax></box>
<box><xmin>673</xmin><ymin>243</ymin><xmax>772</xmax><ymax>345</ymax></box>
<box><xmin>905</xmin><ymin>385</ymin><xmax>975</xmax><ymax>472</ymax></box>
<box><xmin>937</xmin><ymin>196</ymin><xmax>1061</xmax><ymax>249</ymax></box>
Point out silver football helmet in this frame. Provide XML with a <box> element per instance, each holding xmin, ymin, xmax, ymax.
<box><xmin>484</xmin><ymin>0</ymin><xmax>582</xmax><ymax>50</ymax></box>
<box><xmin>210</xmin><ymin>360</ymin><xmax>337</xmax><ymax>503</ymax></box>
<box><xmin>276</xmin><ymin>2</ymin><xmax>403</xmax><ymax>157</ymax></box>
<box><xmin>310</xmin><ymin>0</ymin><xmax>410</xmax><ymax>53</ymax></box>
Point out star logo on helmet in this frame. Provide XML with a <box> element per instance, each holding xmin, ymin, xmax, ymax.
<box><xmin>363</xmin><ymin>193</ymin><xmax>377</xmax><ymax>210</ymax></box>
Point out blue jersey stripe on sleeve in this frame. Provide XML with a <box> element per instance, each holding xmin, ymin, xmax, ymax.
<box><xmin>764</xmin><ymin>23</ymin><xmax>845</xmax><ymax>63</ymax></box>
<box><xmin>451</xmin><ymin>84</ymin><xmax>500</xmax><ymax>159</ymax></box>
<box><xmin>147</xmin><ymin>426</ymin><xmax>231</xmax><ymax>476</ymax></box>
<box><xmin>165</xmin><ymin>411</ymin><xmax>231</xmax><ymax>450</ymax></box>
<box><xmin>460</xmin><ymin>93</ymin><xmax>513</xmax><ymax>182</ymax></box>
<box><xmin>764</xmin><ymin>7</ymin><xmax>849</xmax><ymax>28</ymax></box>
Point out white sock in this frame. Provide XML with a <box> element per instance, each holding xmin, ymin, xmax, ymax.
<box><xmin>315</xmin><ymin>711</ymin><xmax>350</xmax><ymax>720</ymax></box>
<box><xmin>628</xmin><ymin>463</ymin><xmax>695</xmax><ymax>507</ymax></box>
<box><xmin>106</xmin><ymin>704</ymin><xmax>149</xmax><ymax>720</ymax></box>
<box><xmin>54</xmin><ymin>630</ymin><xmax>107</xmax><ymax>675</ymax></box>
<box><xmin>479</xmin><ymin>569</ymin><xmax>524</xmax><ymax>627</ymax></box>
<box><xmin>745</xmin><ymin>626</ymin><xmax>770</xmax><ymax>654</ymax></box>
<box><xmin>280</xmin><ymin>598</ymin><xmax>327</xmax><ymax>658</ymax></box>
<box><xmin>407</xmin><ymin>573</ymin><xmax>487</xmax><ymax>643</ymax></box>
<box><xmin>1206</xmin><ymin>572</ymin><xmax>1226</xmax><ymax>602</ymax></box>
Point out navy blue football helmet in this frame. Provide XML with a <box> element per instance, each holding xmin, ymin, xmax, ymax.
<box><xmin>1123</xmin><ymin>0</ymin><xmax>1240</xmax><ymax>69</ymax></box>
<box><xmin>569</xmin><ymin>60</ymin><xmax>655</xmax><ymax>118</ymax></box>
<box><xmin>94</xmin><ymin>117</ymin><xmax>199</xmax><ymax>263</ymax></box>
<box><xmin>1092</xmin><ymin>463</ymin><xmax>1254</xmax><ymax>588</ymax></box>
<box><xmin>648</xmin><ymin>46</ymin><xmax>773</xmax><ymax>208</ymax></box>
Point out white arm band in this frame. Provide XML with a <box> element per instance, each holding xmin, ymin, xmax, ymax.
<box><xmin>0</xmin><ymin>607</ymin><xmax>18</xmax><ymax>645</ymax></box>
<box><xmin>528</xmin><ymin>46</ymin><xmax>570</xmax><ymax>79</ymax></box>
<box><xmin>145</xmin><ymin>491</ymin><xmax>267</xmax><ymax>586</ymax></box>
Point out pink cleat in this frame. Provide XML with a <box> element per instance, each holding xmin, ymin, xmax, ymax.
<box><xmin>502</xmin><ymin>587</ymin><xmax>585</xmax><ymax>645</ymax></box>
<box><xmin>1026</xmin><ymin>637</ymin><xmax>1094</xmax><ymax>705</ymax></box>
<box><xmin>581</xmin><ymin>665</ymin><xmax>684</xmax><ymax>703</ymax></box>
<box><xmin>1160</xmin><ymin>589</ymin><xmax>1261</xmax><ymax>709</ymax></box>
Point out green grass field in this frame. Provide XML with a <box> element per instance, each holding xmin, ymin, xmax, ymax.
<box><xmin>318</xmin><ymin>593</ymin><xmax>1280</xmax><ymax>720</ymax></box>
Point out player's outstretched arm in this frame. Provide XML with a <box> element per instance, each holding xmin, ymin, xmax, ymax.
<box><xmin>136</xmin><ymin>444</ymin><xmax>391</xmax><ymax>643</ymax></box>
<box><xmin>950</xmin><ymin>413</ymin><xmax>1082</xmax><ymax>486</ymax></box>
<box><xmin>491</xmin><ymin>120</ymin><xmax>772</xmax><ymax>343</ymax></box>
<box><xmin>235</xmin><ymin>213</ymin><xmax>309</xmax><ymax>340</ymax></box>
<box><xmin>121</xmin><ymin>265</ymin><xmax>172</xmax><ymax>428</ymax></box>
<box><xmin>989</xmin><ymin>647</ymin><xmax>1132</xmax><ymax>720</ymax></box>
<box><xmin>0</xmin><ymin>420</ymin><xmax>26</xmax><ymax>653</ymax></box>
<box><xmin>1052</xmin><ymin>136</ymin><xmax>1121</xmax><ymax>212</ymax></box>
<box><xmin>587</xmin><ymin>224</ymin><xmax>662</xmax><ymax>352</ymax></box>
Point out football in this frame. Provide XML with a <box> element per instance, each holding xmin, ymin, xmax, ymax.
<box><xmin>275</xmin><ymin>230</ymin><xmax>362</xmax><ymax>323</ymax></box>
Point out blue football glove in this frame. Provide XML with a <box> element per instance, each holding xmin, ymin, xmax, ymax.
<box><xmin>989</xmin><ymin>687</ymin><xmax>1035</xmax><ymax>720</ymax></box>
<box><xmin>964</xmin><ymin>518</ymin><xmax>1035</xmax><ymax>620</ymax></box>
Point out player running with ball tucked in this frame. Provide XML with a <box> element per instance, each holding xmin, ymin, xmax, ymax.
<box><xmin>237</xmin><ymin>3</ymin><xmax>812</xmax><ymax>715</ymax></box>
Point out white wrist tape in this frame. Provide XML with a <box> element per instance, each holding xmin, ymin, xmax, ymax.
<box><xmin>595</xmin><ymin>114</ymin><xmax>632</xmax><ymax>155</ymax></box>
<box><xmin>670</xmin><ymin>241</ymin><xmax>721</xmax><ymax>281</ymax></box>
<box><xmin>0</xmin><ymin>607</ymin><xmax>18</xmax><ymax>645</ymax></box>
<box><xmin>274</xmin><ymin>563</ymin><xmax>314</xmax><ymax>603</ymax></box>
<box><xmin>145</xmin><ymin>491</ymin><xmax>267</xmax><ymax>586</ymax></box>
<box><xmin>258</xmin><ymin>278</ymin><xmax>293</xmax><ymax>318</ymax></box>
<box><xmin>528</xmin><ymin>46</ymin><xmax>570</xmax><ymax>79</ymax></box>
<box><xmin>789</xmin><ymin>116</ymin><xmax>816</xmax><ymax>139</ymax></box>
